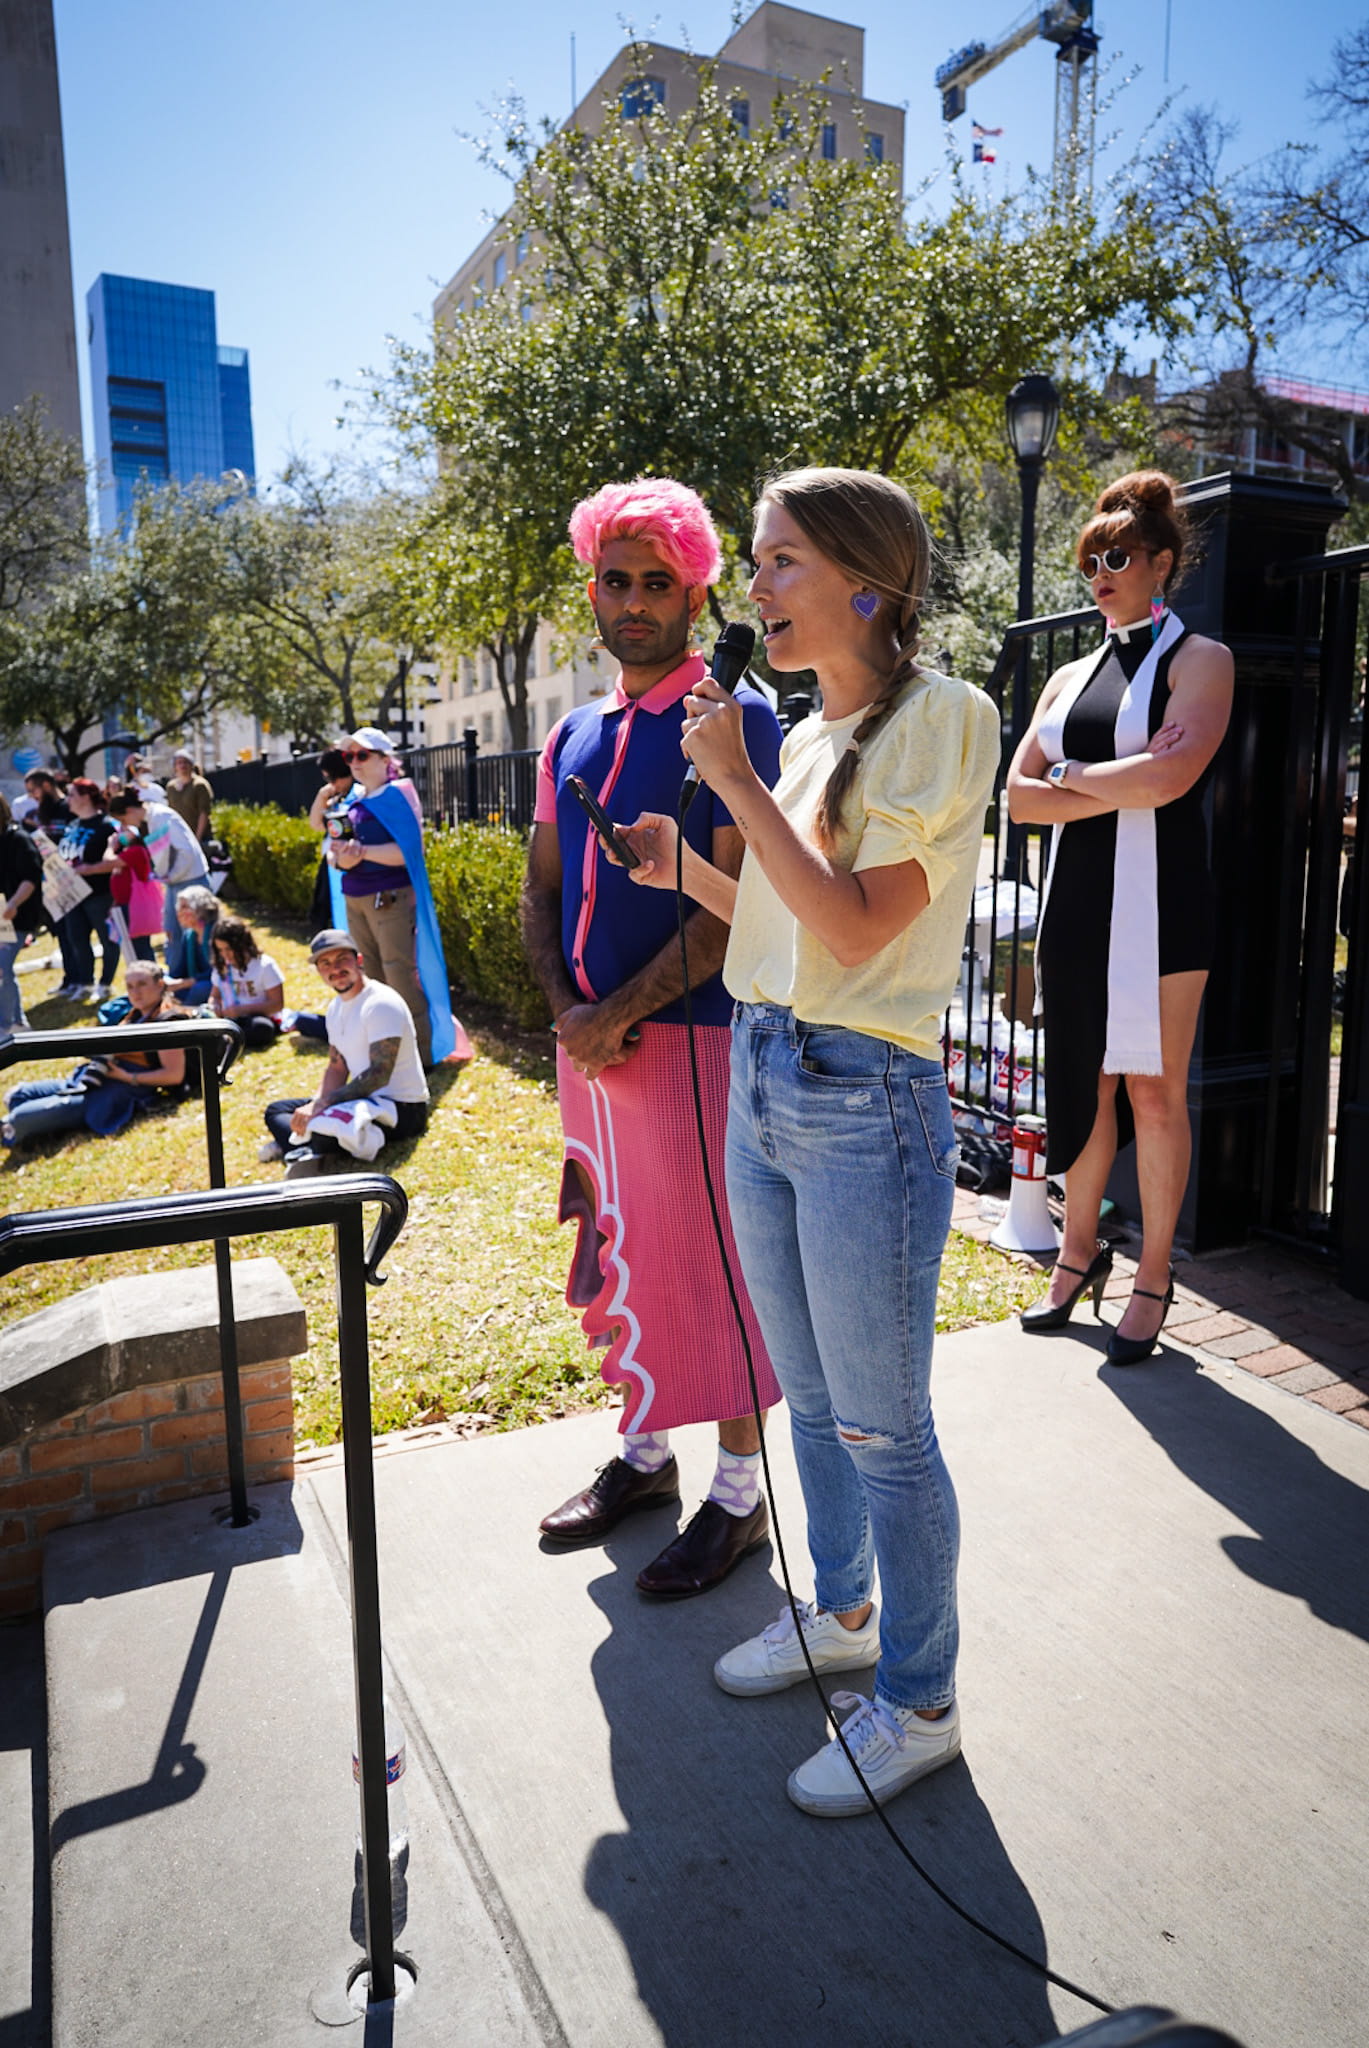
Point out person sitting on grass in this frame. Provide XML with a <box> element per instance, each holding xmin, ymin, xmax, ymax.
<box><xmin>260</xmin><ymin>929</ymin><xmax>429</xmax><ymax>1178</ymax></box>
<box><xmin>209</xmin><ymin>916</ymin><xmax>285</xmax><ymax>1049</ymax></box>
<box><xmin>165</xmin><ymin>885</ymin><xmax>221</xmax><ymax>1004</ymax></box>
<box><xmin>2</xmin><ymin>961</ymin><xmax>190</xmax><ymax>1146</ymax></box>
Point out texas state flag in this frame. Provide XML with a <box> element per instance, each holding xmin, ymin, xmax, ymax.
<box><xmin>972</xmin><ymin>121</ymin><xmax>1003</xmax><ymax>164</ymax></box>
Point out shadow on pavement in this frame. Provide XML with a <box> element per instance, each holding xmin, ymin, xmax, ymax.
<box><xmin>1101</xmin><ymin>1350</ymin><xmax>1369</xmax><ymax>1644</ymax></box>
<box><xmin>581</xmin><ymin>1529</ymin><xmax>1061</xmax><ymax>2048</ymax></box>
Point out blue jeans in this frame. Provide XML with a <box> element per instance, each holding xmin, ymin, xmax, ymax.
<box><xmin>0</xmin><ymin>941</ymin><xmax>22</xmax><ymax>1031</ymax></box>
<box><xmin>725</xmin><ymin>1003</ymin><xmax>961</xmax><ymax>1713</ymax></box>
<box><xmin>60</xmin><ymin>896</ymin><xmax>119</xmax><ymax>987</ymax></box>
<box><xmin>3</xmin><ymin>1076</ymin><xmax>89</xmax><ymax>1143</ymax></box>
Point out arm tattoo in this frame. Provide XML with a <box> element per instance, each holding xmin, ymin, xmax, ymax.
<box><xmin>325</xmin><ymin>1036</ymin><xmax>401</xmax><ymax>1104</ymax></box>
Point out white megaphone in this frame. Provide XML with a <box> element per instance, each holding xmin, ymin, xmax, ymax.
<box><xmin>990</xmin><ymin>1113</ymin><xmax>1061</xmax><ymax>1255</ymax></box>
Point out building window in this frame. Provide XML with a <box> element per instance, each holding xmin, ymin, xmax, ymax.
<box><xmin>866</xmin><ymin>133</ymin><xmax>884</xmax><ymax>163</ymax></box>
<box><xmin>493</xmin><ymin>252</ymin><xmax>507</xmax><ymax>287</ymax></box>
<box><xmin>621</xmin><ymin>75</ymin><xmax>665</xmax><ymax>119</ymax></box>
<box><xmin>731</xmin><ymin>99</ymin><xmax>750</xmax><ymax>138</ymax></box>
<box><xmin>545</xmin><ymin>697</ymin><xmax>562</xmax><ymax>733</ymax></box>
<box><xmin>516</xmin><ymin>231</ymin><xmax>529</xmax><ymax>265</ymax></box>
<box><xmin>525</xmin><ymin>705</ymin><xmax>536</xmax><ymax>743</ymax></box>
<box><xmin>460</xmin><ymin>658</ymin><xmax>475</xmax><ymax>698</ymax></box>
<box><xmin>481</xmin><ymin>713</ymin><xmax>494</xmax><ymax>746</ymax></box>
<box><xmin>521</xmin><ymin>300</ymin><xmax>534</xmax><ymax>323</ymax></box>
<box><xmin>527</xmin><ymin>638</ymin><xmax>538</xmax><ymax>680</ymax></box>
<box><xmin>821</xmin><ymin>122</ymin><xmax>837</xmax><ymax>160</ymax></box>
<box><xmin>481</xmin><ymin>653</ymin><xmax>494</xmax><ymax>692</ymax></box>
<box><xmin>770</xmin><ymin>187</ymin><xmax>789</xmax><ymax>211</ymax></box>
<box><xmin>447</xmin><ymin>719</ymin><xmax>457</xmax><ymax>743</ymax></box>
<box><xmin>471</xmin><ymin>275</ymin><xmax>484</xmax><ymax>302</ymax></box>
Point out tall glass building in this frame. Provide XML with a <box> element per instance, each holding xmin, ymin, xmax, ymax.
<box><xmin>87</xmin><ymin>274</ymin><xmax>256</xmax><ymax>532</ymax></box>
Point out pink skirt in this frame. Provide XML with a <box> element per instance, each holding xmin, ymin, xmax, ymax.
<box><xmin>556</xmin><ymin>1021</ymin><xmax>780</xmax><ymax>1434</ymax></box>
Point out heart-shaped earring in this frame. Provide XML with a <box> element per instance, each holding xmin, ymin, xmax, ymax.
<box><xmin>852</xmin><ymin>590</ymin><xmax>881</xmax><ymax>621</ymax></box>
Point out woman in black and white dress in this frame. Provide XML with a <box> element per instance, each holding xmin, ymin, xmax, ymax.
<box><xmin>1006</xmin><ymin>472</ymin><xmax>1234</xmax><ymax>1362</ymax></box>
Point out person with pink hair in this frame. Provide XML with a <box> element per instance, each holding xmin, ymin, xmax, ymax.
<box><xmin>523</xmin><ymin>476</ymin><xmax>785</xmax><ymax>1598</ymax></box>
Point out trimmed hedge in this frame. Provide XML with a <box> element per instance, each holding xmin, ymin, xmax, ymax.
<box><xmin>212</xmin><ymin>802</ymin><xmax>549</xmax><ymax>1029</ymax></box>
<box><xmin>214</xmin><ymin>802</ymin><xmax>319</xmax><ymax>916</ymax></box>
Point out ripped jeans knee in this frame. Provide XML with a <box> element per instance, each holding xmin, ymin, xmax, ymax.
<box><xmin>834</xmin><ymin>1411</ymin><xmax>898</xmax><ymax>1452</ymax></box>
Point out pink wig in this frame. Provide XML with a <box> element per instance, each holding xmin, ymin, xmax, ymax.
<box><xmin>568</xmin><ymin>477</ymin><xmax>722</xmax><ymax>589</ymax></box>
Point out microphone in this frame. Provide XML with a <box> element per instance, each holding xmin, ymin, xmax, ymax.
<box><xmin>682</xmin><ymin>622</ymin><xmax>756</xmax><ymax>797</ymax></box>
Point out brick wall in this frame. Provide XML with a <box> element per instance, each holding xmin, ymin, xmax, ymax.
<box><xmin>0</xmin><ymin>1361</ymin><xmax>295</xmax><ymax>1618</ymax></box>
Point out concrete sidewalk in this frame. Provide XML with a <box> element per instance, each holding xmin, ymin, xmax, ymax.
<box><xmin>33</xmin><ymin>1313</ymin><xmax>1369</xmax><ymax>2048</ymax></box>
<box><xmin>32</xmin><ymin>1310</ymin><xmax>1369</xmax><ymax>2048</ymax></box>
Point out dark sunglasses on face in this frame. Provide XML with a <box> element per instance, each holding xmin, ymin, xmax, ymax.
<box><xmin>1081</xmin><ymin>547</ymin><xmax>1149</xmax><ymax>580</ymax></box>
<box><xmin>343</xmin><ymin>747</ymin><xmax>373</xmax><ymax>762</ymax></box>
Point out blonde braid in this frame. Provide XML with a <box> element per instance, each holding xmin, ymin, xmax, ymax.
<box><xmin>812</xmin><ymin>578</ymin><xmax>922</xmax><ymax>853</ymax></box>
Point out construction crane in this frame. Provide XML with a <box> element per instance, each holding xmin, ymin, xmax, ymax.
<box><xmin>935</xmin><ymin>2</ymin><xmax>1101</xmax><ymax>205</ymax></box>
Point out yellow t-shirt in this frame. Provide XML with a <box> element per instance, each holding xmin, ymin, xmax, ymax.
<box><xmin>723</xmin><ymin>669</ymin><xmax>1001</xmax><ymax>1058</ymax></box>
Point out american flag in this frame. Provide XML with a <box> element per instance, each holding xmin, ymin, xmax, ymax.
<box><xmin>972</xmin><ymin>120</ymin><xmax>1003</xmax><ymax>164</ymax></box>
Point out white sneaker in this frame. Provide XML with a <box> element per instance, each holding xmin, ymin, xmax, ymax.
<box><xmin>90</xmin><ymin>983</ymin><xmax>110</xmax><ymax>1001</ymax></box>
<box><xmin>714</xmin><ymin>1599</ymin><xmax>880</xmax><ymax>1697</ymax></box>
<box><xmin>54</xmin><ymin>982</ymin><xmax>83</xmax><ymax>999</ymax></box>
<box><xmin>257</xmin><ymin>1138</ymin><xmax>284</xmax><ymax>1162</ymax></box>
<box><xmin>787</xmin><ymin>1692</ymin><xmax>961</xmax><ymax>1817</ymax></box>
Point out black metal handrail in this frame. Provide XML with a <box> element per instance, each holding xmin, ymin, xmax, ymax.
<box><xmin>0</xmin><ymin>1173</ymin><xmax>409</xmax><ymax>2006</ymax></box>
<box><xmin>0</xmin><ymin>1018</ymin><xmax>259</xmax><ymax>1521</ymax></box>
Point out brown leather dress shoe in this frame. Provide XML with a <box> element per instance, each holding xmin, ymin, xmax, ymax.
<box><xmin>635</xmin><ymin>1496</ymin><xmax>770</xmax><ymax>1599</ymax></box>
<box><xmin>539</xmin><ymin>1456</ymin><xmax>680</xmax><ymax>1546</ymax></box>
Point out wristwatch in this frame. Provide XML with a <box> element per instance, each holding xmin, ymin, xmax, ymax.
<box><xmin>1046</xmin><ymin>759</ymin><xmax>1073</xmax><ymax>787</ymax></box>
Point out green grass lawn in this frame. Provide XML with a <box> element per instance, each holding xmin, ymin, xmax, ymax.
<box><xmin>1</xmin><ymin>907</ymin><xmax>1039</xmax><ymax>1446</ymax></box>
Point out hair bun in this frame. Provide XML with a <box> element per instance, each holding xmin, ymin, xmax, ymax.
<box><xmin>1097</xmin><ymin>469</ymin><xmax>1177</xmax><ymax>517</ymax></box>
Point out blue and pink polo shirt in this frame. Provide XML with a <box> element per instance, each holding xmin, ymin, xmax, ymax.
<box><xmin>534</xmin><ymin>652</ymin><xmax>783</xmax><ymax>1027</ymax></box>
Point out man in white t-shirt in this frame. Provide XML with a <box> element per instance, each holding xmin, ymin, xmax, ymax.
<box><xmin>260</xmin><ymin>929</ymin><xmax>430</xmax><ymax>1177</ymax></box>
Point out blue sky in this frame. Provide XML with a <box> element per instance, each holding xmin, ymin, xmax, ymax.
<box><xmin>54</xmin><ymin>0</ymin><xmax>1367</xmax><ymax>481</ymax></box>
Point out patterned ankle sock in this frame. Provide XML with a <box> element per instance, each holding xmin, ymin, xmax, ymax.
<box><xmin>622</xmin><ymin>1430</ymin><xmax>672</xmax><ymax>1474</ymax></box>
<box><xmin>708</xmin><ymin>1445</ymin><xmax>762</xmax><ymax>1518</ymax></box>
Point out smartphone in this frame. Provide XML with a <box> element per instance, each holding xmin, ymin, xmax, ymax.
<box><xmin>567</xmin><ymin>775</ymin><xmax>640</xmax><ymax>869</ymax></box>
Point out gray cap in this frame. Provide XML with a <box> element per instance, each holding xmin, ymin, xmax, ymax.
<box><xmin>309</xmin><ymin>928</ymin><xmax>360</xmax><ymax>959</ymax></box>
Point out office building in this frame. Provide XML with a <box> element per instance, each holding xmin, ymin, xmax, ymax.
<box><xmin>429</xmin><ymin>3</ymin><xmax>903</xmax><ymax>751</ymax></box>
<box><xmin>87</xmin><ymin>273</ymin><xmax>256</xmax><ymax>532</ymax></box>
<box><xmin>0</xmin><ymin>0</ymin><xmax>81</xmax><ymax>440</ymax></box>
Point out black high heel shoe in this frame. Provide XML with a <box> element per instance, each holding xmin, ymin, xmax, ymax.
<box><xmin>1020</xmin><ymin>1242</ymin><xmax>1113</xmax><ymax>1333</ymax></box>
<box><xmin>1106</xmin><ymin>1269</ymin><xmax>1175</xmax><ymax>1365</ymax></box>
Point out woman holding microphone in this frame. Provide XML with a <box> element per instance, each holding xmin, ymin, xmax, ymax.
<box><xmin>619</xmin><ymin>467</ymin><xmax>999</xmax><ymax>1816</ymax></box>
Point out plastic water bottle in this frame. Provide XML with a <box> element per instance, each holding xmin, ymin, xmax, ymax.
<box><xmin>352</xmin><ymin>1699</ymin><xmax>409</xmax><ymax>1861</ymax></box>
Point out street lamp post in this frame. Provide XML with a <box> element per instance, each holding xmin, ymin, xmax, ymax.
<box><xmin>1004</xmin><ymin>373</ymin><xmax>1061</xmax><ymax>875</ymax></box>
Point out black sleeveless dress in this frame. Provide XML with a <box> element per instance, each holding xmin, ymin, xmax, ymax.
<box><xmin>1038</xmin><ymin>626</ymin><xmax>1215</xmax><ymax>1176</ymax></box>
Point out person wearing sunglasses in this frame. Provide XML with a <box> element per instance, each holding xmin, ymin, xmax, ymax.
<box><xmin>324</xmin><ymin>726</ymin><xmax>457</xmax><ymax>1066</ymax></box>
<box><xmin>1006</xmin><ymin>471</ymin><xmax>1233</xmax><ymax>1363</ymax></box>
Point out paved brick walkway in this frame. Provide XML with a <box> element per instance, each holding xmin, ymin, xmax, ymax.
<box><xmin>952</xmin><ymin>1188</ymin><xmax>1369</xmax><ymax>1426</ymax></box>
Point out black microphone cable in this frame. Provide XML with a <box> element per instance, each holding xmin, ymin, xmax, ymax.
<box><xmin>670</xmin><ymin>742</ymin><xmax>1114</xmax><ymax>2022</ymax></box>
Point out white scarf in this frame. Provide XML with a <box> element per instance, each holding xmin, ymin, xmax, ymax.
<box><xmin>1035</xmin><ymin>610</ymin><xmax>1185</xmax><ymax>1077</ymax></box>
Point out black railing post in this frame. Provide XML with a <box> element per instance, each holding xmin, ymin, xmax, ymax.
<box><xmin>462</xmin><ymin>727</ymin><xmax>479</xmax><ymax>823</ymax></box>
<box><xmin>335</xmin><ymin>1200</ymin><xmax>396</xmax><ymax>2003</ymax></box>
<box><xmin>199</xmin><ymin>1044</ymin><xmax>251</xmax><ymax>1527</ymax></box>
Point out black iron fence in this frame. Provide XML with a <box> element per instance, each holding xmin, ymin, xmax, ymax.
<box><xmin>943</xmin><ymin>604</ymin><xmax>1103</xmax><ymax>1142</ymax></box>
<box><xmin>1261</xmin><ymin>540</ymin><xmax>1368</xmax><ymax>1291</ymax></box>
<box><xmin>210</xmin><ymin>731</ymin><xmax>539</xmax><ymax>830</ymax></box>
